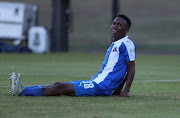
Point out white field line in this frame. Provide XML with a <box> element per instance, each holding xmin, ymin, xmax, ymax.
<box><xmin>0</xmin><ymin>79</ymin><xmax>180</xmax><ymax>88</ymax></box>
<box><xmin>134</xmin><ymin>79</ymin><xmax>180</xmax><ymax>83</ymax></box>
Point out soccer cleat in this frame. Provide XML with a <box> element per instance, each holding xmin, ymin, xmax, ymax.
<box><xmin>12</xmin><ymin>73</ymin><xmax>24</xmax><ymax>96</ymax></box>
<box><xmin>9</xmin><ymin>72</ymin><xmax>16</xmax><ymax>95</ymax></box>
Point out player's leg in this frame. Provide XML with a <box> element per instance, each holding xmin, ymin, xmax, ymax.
<box><xmin>9</xmin><ymin>72</ymin><xmax>75</xmax><ymax>96</ymax></box>
<box><xmin>43</xmin><ymin>82</ymin><xmax>75</xmax><ymax>96</ymax></box>
<box><xmin>20</xmin><ymin>82</ymin><xmax>75</xmax><ymax>96</ymax></box>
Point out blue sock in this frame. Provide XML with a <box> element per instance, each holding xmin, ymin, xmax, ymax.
<box><xmin>20</xmin><ymin>85</ymin><xmax>44</xmax><ymax>96</ymax></box>
<box><xmin>26</xmin><ymin>85</ymin><xmax>43</xmax><ymax>89</ymax></box>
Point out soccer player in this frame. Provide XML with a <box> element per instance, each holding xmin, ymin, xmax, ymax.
<box><xmin>9</xmin><ymin>14</ymin><xmax>135</xmax><ymax>97</ymax></box>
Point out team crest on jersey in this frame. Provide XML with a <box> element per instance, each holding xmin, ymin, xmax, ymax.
<box><xmin>130</xmin><ymin>48</ymin><xmax>132</xmax><ymax>53</ymax></box>
<box><xmin>129</xmin><ymin>47</ymin><xmax>135</xmax><ymax>54</ymax></box>
<box><xmin>112</xmin><ymin>47</ymin><xmax>118</xmax><ymax>52</ymax></box>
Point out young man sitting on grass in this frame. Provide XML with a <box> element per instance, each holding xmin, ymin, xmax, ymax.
<box><xmin>9</xmin><ymin>14</ymin><xmax>135</xmax><ymax>97</ymax></box>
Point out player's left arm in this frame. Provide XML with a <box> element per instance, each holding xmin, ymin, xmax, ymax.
<box><xmin>120</xmin><ymin>61</ymin><xmax>135</xmax><ymax>97</ymax></box>
<box><xmin>112</xmin><ymin>76</ymin><xmax>127</xmax><ymax>95</ymax></box>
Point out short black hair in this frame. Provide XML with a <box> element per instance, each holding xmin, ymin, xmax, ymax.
<box><xmin>117</xmin><ymin>14</ymin><xmax>131</xmax><ymax>29</ymax></box>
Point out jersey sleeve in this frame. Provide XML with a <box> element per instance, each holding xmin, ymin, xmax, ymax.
<box><xmin>121</xmin><ymin>41</ymin><xmax>136</xmax><ymax>62</ymax></box>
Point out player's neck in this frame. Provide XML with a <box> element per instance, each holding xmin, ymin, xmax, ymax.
<box><xmin>113</xmin><ymin>35</ymin><xmax>126</xmax><ymax>42</ymax></box>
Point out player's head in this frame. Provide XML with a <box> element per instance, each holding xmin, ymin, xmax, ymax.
<box><xmin>117</xmin><ymin>14</ymin><xmax>131</xmax><ymax>29</ymax></box>
<box><xmin>111</xmin><ymin>14</ymin><xmax>131</xmax><ymax>39</ymax></box>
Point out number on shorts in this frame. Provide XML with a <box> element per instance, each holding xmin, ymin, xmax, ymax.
<box><xmin>81</xmin><ymin>81</ymin><xmax>94</xmax><ymax>89</ymax></box>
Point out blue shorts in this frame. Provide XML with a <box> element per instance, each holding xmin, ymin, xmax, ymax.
<box><xmin>68</xmin><ymin>80</ymin><xmax>100</xmax><ymax>96</ymax></box>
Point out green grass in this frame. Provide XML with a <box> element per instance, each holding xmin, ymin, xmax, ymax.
<box><xmin>0</xmin><ymin>53</ymin><xmax>180</xmax><ymax>118</ymax></box>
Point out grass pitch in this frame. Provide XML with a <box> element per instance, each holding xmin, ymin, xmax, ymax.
<box><xmin>0</xmin><ymin>53</ymin><xmax>180</xmax><ymax>118</ymax></box>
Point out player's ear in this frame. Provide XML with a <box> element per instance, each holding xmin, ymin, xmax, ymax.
<box><xmin>125</xmin><ymin>29</ymin><xmax>129</xmax><ymax>33</ymax></box>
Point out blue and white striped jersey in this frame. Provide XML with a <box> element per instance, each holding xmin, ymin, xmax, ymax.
<box><xmin>91</xmin><ymin>36</ymin><xmax>136</xmax><ymax>96</ymax></box>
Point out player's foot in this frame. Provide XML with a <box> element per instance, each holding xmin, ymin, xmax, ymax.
<box><xmin>9</xmin><ymin>72</ymin><xmax>16</xmax><ymax>95</ymax></box>
<box><xmin>11</xmin><ymin>73</ymin><xmax>24</xmax><ymax>96</ymax></box>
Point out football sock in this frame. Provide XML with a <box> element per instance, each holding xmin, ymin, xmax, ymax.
<box><xmin>20</xmin><ymin>85</ymin><xmax>44</xmax><ymax>96</ymax></box>
<box><xmin>25</xmin><ymin>85</ymin><xmax>43</xmax><ymax>89</ymax></box>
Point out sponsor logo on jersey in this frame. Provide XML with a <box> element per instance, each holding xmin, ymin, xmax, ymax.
<box><xmin>112</xmin><ymin>47</ymin><xmax>117</xmax><ymax>52</ymax></box>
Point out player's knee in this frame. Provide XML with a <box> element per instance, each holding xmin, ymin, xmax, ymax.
<box><xmin>52</xmin><ymin>82</ymin><xmax>70</xmax><ymax>95</ymax></box>
<box><xmin>54</xmin><ymin>82</ymin><xmax>66</xmax><ymax>89</ymax></box>
<box><xmin>50</xmin><ymin>82</ymin><xmax>64</xmax><ymax>95</ymax></box>
<box><xmin>53</xmin><ymin>82</ymin><xmax>61</xmax><ymax>86</ymax></box>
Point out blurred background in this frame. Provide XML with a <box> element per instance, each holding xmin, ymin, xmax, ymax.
<box><xmin>0</xmin><ymin>0</ymin><xmax>179</xmax><ymax>54</ymax></box>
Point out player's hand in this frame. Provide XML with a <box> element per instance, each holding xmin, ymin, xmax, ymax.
<box><xmin>119</xmin><ymin>91</ymin><xmax>130</xmax><ymax>97</ymax></box>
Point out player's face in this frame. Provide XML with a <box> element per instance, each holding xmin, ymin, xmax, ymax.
<box><xmin>111</xmin><ymin>17</ymin><xmax>129</xmax><ymax>39</ymax></box>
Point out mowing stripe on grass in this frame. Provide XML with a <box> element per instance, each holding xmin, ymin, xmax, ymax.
<box><xmin>1</xmin><ymin>79</ymin><xmax>180</xmax><ymax>88</ymax></box>
<box><xmin>0</xmin><ymin>86</ymin><xmax>9</xmax><ymax>87</ymax></box>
